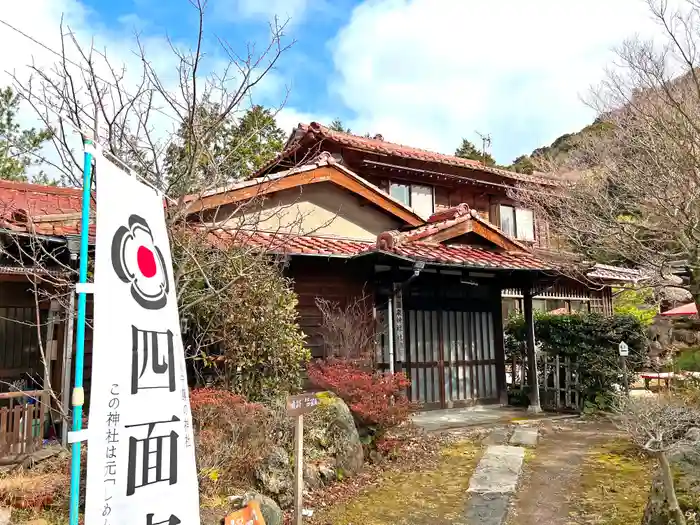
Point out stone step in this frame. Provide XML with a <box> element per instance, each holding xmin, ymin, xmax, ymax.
<box><xmin>463</xmin><ymin>493</ymin><xmax>511</xmax><ymax>525</ymax></box>
<box><xmin>509</xmin><ymin>427</ymin><xmax>539</xmax><ymax>447</ymax></box>
<box><xmin>482</xmin><ymin>427</ymin><xmax>510</xmax><ymax>446</ymax></box>
<box><xmin>464</xmin><ymin>444</ymin><xmax>527</xmax><ymax>524</ymax></box>
<box><xmin>467</xmin><ymin>445</ymin><xmax>525</xmax><ymax>494</ymax></box>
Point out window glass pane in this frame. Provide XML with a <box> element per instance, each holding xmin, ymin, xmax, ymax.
<box><xmin>501</xmin><ymin>298</ymin><xmax>520</xmax><ymax>325</ymax></box>
<box><xmin>499</xmin><ymin>205</ymin><xmax>516</xmax><ymax>237</ymax></box>
<box><xmin>515</xmin><ymin>208</ymin><xmax>535</xmax><ymax>241</ymax></box>
<box><xmin>410</xmin><ymin>184</ymin><xmax>434</xmax><ymax>219</ymax></box>
<box><xmin>545</xmin><ymin>299</ymin><xmax>567</xmax><ymax>313</ymax></box>
<box><xmin>389</xmin><ymin>182</ymin><xmax>410</xmax><ymax>206</ymax></box>
<box><xmin>570</xmin><ymin>300</ymin><xmax>588</xmax><ymax>313</ymax></box>
<box><xmin>532</xmin><ymin>299</ymin><xmax>548</xmax><ymax>312</ymax></box>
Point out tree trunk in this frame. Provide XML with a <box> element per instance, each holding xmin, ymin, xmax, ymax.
<box><xmin>657</xmin><ymin>450</ymin><xmax>686</xmax><ymax>525</ymax></box>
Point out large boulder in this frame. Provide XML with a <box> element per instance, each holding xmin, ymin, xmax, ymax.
<box><xmin>642</xmin><ymin>440</ymin><xmax>700</xmax><ymax>524</ymax></box>
<box><xmin>304</xmin><ymin>395</ymin><xmax>364</xmax><ymax>477</ymax></box>
<box><xmin>255</xmin><ymin>396</ymin><xmax>364</xmax><ymax>508</ymax></box>
<box><xmin>254</xmin><ymin>447</ymin><xmax>294</xmax><ymax>509</ymax></box>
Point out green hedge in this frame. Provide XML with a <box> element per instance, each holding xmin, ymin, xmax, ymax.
<box><xmin>505</xmin><ymin>312</ymin><xmax>648</xmax><ymax>410</ymax></box>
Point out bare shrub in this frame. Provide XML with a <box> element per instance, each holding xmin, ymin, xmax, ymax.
<box><xmin>613</xmin><ymin>393</ymin><xmax>700</xmax><ymax>525</ymax></box>
<box><xmin>315</xmin><ymin>293</ymin><xmax>379</xmax><ymax>362</ymax></box>
<box><xmin>512</xmin><ymin>0</ymin><xmax>700</xmax><ymax>309</ymax></box>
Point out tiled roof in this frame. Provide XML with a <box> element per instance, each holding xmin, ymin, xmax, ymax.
<box><xmin>0</xmin><ymin>181</ymin><xmax>95</xmax><ymax>236</ymax></box>
<box><xmin>387</xmin><ymin>242</ymin><xmax>550</xmax><ymax>270</ymax></box>
<box><xmin>185</xmin><ymin>152</ymin><xmax>424</xmax><ymax>226</ymax></box>
<box><xmin>0</xmin><ymin>180</ymin><xmax>84</xmax><ymax>216</ymax></box>
<box><xmin>208</xmin><ymin>230</ymin><xmax>372</xmax><ymax>257</ymax></box>
<box><xmin>397</xmin><ymin>204</ymin><xmax>474</xmax><ymax>243</ymax></box>
<box><xmin>0</xmin><ymin>180</ymin><xmax>94</xmax><ymax>238</ymax></box>
<box><xmin>210</xmin><ymin>229</ymin><xmax>550</xmax><ymax>271</ymax></box>
<box><xmin>287</xmin><ymin>122</ymin><xmax>559</xmax><ymax>186</ymax></box>
<box><xmin>0</xmin><ymin>180</ymin><xmax>549</xmax><ymax>272</ymax></box>
<box><xmin>0</xmin><ymin>265</ymin><xmax>72</xmax><ymax>277</ymax></box>
<box><xmin>587</xmin><ymin>263</ymin><xmax>646</xmax><ymax>282</ymax></box>
<box><xmin>377</xmin><ymin>203</ymin><xmax>531</xmax><ymax>259</ymax></box>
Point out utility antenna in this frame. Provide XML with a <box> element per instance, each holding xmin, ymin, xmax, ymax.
<box><xmin>475</xmin><ymin>131</ymin><xmax>492</xmax><ymax>163</ymax></box>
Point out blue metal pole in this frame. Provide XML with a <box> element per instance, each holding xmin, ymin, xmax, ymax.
<box><xmin>69</xmin><ymin>138</ymin><xmax>94</xmax><ymax>525</ymax></box>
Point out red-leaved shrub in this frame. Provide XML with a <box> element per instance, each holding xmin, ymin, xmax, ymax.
<box><xmin>306</xmin><ymin>359</ymin><xmax>414</xmax><ymax>434</ymax></box>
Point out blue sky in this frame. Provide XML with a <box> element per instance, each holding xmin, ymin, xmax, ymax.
<box><xmin>1</xmin><ymin>0</ymin><xmax>684</xmax><ymax>165</ymax></box>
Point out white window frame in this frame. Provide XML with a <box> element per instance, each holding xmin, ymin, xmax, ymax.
<box><xmin>499</xmin><ymin>204</ymin><xmax>535</xmax><ymax>241</ymax></box>
<box><xmin>389</xmin><ymin>181</ymin><xmax>435</xmax><ymax>218</ymax></box>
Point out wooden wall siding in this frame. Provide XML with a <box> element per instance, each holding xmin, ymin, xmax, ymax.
<box><xmin>0</xmin><ymin>282</ymin><xmax>49</xmax><ymax>390</ymax></box>
<box><xmin>359</xmin><ymin>167</ymin><xmax>549</xmax><ymax>246</ymax></box>
<box><xmin>0</xmin><ymin>280</ymin><xmax>94</xmax><ymax>422</ymax></box>
<box><xmin>502</xmin><ymin>283</ymin><xmax>613</xmax><ymax>315</ymax></box>
<box><xmin>502</xmin><ymin>281</ymin><xmax>596</xmax><ymax>300</ymax></box>
<box><xmin>290</xmin><ymin>261</ymin><xmax>371</xmax><ymax>359</ymax></box>
<box><xmin>0</xmin><ymin>307</ymin><xmax>48</xmax><ymax>388</ymax></box>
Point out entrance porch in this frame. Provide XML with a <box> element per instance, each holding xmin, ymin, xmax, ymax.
<box><xmin>372</xmin><ymin>256</ymin><xmax>552</xmax><ymax>411</ymax></box>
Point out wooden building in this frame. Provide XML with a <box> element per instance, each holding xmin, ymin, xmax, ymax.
<box><xmin>0</xmin><ymin>123</ymin><xmax>637</xmax><ymax>439</ymax></box>
<box><xmin>187</xmin><ymin>129</ymin><xmax>631</xmax><ymax>409</ymax></box>
<box><xmin>0</xmin><ymin>181</ymin><xmax>94</xmax><ymax>452</ymax></box>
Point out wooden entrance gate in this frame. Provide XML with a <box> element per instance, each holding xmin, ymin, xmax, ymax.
<box><xmin>404</xmin><ymin>309</ymin><xmax>498</xmax><ymax>408</ymax></box>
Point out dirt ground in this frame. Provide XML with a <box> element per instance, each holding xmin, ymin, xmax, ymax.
<box><xmin>506</xmin><ymin>420</ymin><xmax>645</xmax><ymax>525</ymax></box>
<box><xmin>309</xmin><ymin>431</ymin><xmax>484</xmax><ymax>525</ymax></box>
<box><xmin>309</xmin><ymin>419</ymin><xmax>652</xmax><ymax>525</ymax></box>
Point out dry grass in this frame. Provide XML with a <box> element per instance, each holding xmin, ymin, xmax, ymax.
<box><xmin>569</xmin><ymin>439</ymin><xmax>653</xmax><ymax>525</ymax></box>
<box><xmin>310</xmin><ymin>439</ymin><xmax>482</xmax><ymax>525</ymax></box>
<box><xmin>0</xmin><ymin>450</ymin><xmax>72</xmax><ymax>524</ymax></box>
<box><xmin>0</xmin><ymin>472</ymin><xmax>65</xmax><ymax>509</ymax></box>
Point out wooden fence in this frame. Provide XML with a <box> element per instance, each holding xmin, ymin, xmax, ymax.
<box><xmin>507</xmin><ymin>352</ymin><xmax>580</xmax><ymax>411</ymax></box>
<box><xmin>0</xmin><ymin>390</ymin><xmax>46</xmax><ymax>457</ymax></box>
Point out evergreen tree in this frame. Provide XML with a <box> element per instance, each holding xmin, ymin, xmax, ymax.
<box><xmin>165</xmin><ymin>104</ymin><xmax>286</xmax><ymax>195</ymax></box>
<box><xmin>0</xmin><ymin>87</ymin><xmax>53</xmax><ymax>184</ymax></box>
<box><xmin>454</xmin><ymin>138</ymin><xmax>496</xmax><ymax>166</ymax></box>
<box><xmin>328</xmin><ymin>118</ymin><xmax>351</xmax><ymax>133</ymax></box>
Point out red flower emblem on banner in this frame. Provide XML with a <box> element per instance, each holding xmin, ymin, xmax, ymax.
<box><xmin>111</xmin><ymin>215</ymin><xmax>170</xmax><ymax>310</ymax></box>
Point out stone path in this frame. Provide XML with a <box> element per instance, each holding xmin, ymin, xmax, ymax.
<box><xmin>504</xmin><ymin>421</ymin><xmax>622</xmax><ymax>525</ymax></box>
<box><xmin>462</xmin><ymin>425</ymin><xmax>536</xmax><ymax>525</ymax></box>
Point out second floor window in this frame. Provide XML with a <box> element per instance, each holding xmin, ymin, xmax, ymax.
<box><xmin>390</xmin><ymin>182</ymin><xmax>434</xmax><ymax>219</ymax></box>
<box><xmin>500</xmin><ymin>205</ymin><xmax>535</xmax><ymax>241</ymax></box>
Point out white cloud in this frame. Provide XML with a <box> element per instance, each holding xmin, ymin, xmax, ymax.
<box><xmin>330</xmin><ymin>0</ymin><xmax>685</xmax><ymax>163</ymax></box>
<box><xmin>276</xmin><ymin>107</ymin><xmax>333</xmax><ymax>136</ymax></box>
<box><xmin>0</xmin><ymin>0</ymin><xmax>185</xmax><ymax>180</ymax></box>
<box><xmin>216</xmin><ymin>0</ymin><xmax>311</xmax><ymax>25</ymax></box>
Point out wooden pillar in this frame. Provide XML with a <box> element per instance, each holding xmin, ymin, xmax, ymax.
<box><xmin>393</xmin><ymin>283</ymin><xmax>405</xmax><ymax>374</ymax></box>
<box><xmin>293</xmin><ymin>414</ymin><xmax>303</xmax><ymax>525</ymax></box>
<box><xmin>493</xmin><ymin>290</ymin><xmax>507</xmax><ymax>405</ymax></box>
<box><xmin>523</xmin><ymin>286</ymin><xmax>542</xmax><ymax>413</ymax></box>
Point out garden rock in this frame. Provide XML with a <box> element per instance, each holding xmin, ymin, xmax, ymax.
<box><xmin>0</xmin><ymin>507</ymin><xmax>9</xmax><ymax>525</ymax></box>
<box><xmin>318</xmin><ymin>464</ymin><xmax>336</xmax><ymax>483</ymax></box>
<box><xmin>306</xmin><ymin>396</ymin><xmax>363</xmax><ymax>477</ymax></box>
<box><xmin>642</xmin><ymin>444</ymin><xmax>700</xmax><ymax>525</ymax></box>
<box><xmin>235</xmin><ymin>492</ymin><xmax>283</xmax><ymax>525</ymax></box>
<box><xmin>686</xmin><ymin>427</ymin><xmax>700</xmax><ymax>442</ymax></box>
<box><xmin>303</xmin><ymin>463</ymin><xmax>321</xmax><ymax>490</ymax></box>
<box><xmin>254</xmin><ymin>447</ymin><xmax>293</xmax><ymax>509</ymax></box>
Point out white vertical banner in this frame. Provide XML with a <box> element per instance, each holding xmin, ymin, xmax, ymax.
<box><xmin>86</xmin><ymin>154</ymin><xmax>200</xmax><ymax>525</ymax></box>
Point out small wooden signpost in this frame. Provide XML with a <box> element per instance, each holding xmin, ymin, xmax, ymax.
<box><xmin>619</xmin><ymin>341</ymin><xmax>629</xmax><ymax>394</ymax></box>
<box><xmin>286</xmin><ymin>392</ymin><xmax>323</xmax><ymax>525</ymax></box>
<box><xmin>225</xmin><ymin>501</ymin><xmax>266</xmax><ymax>525</ymax></box>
